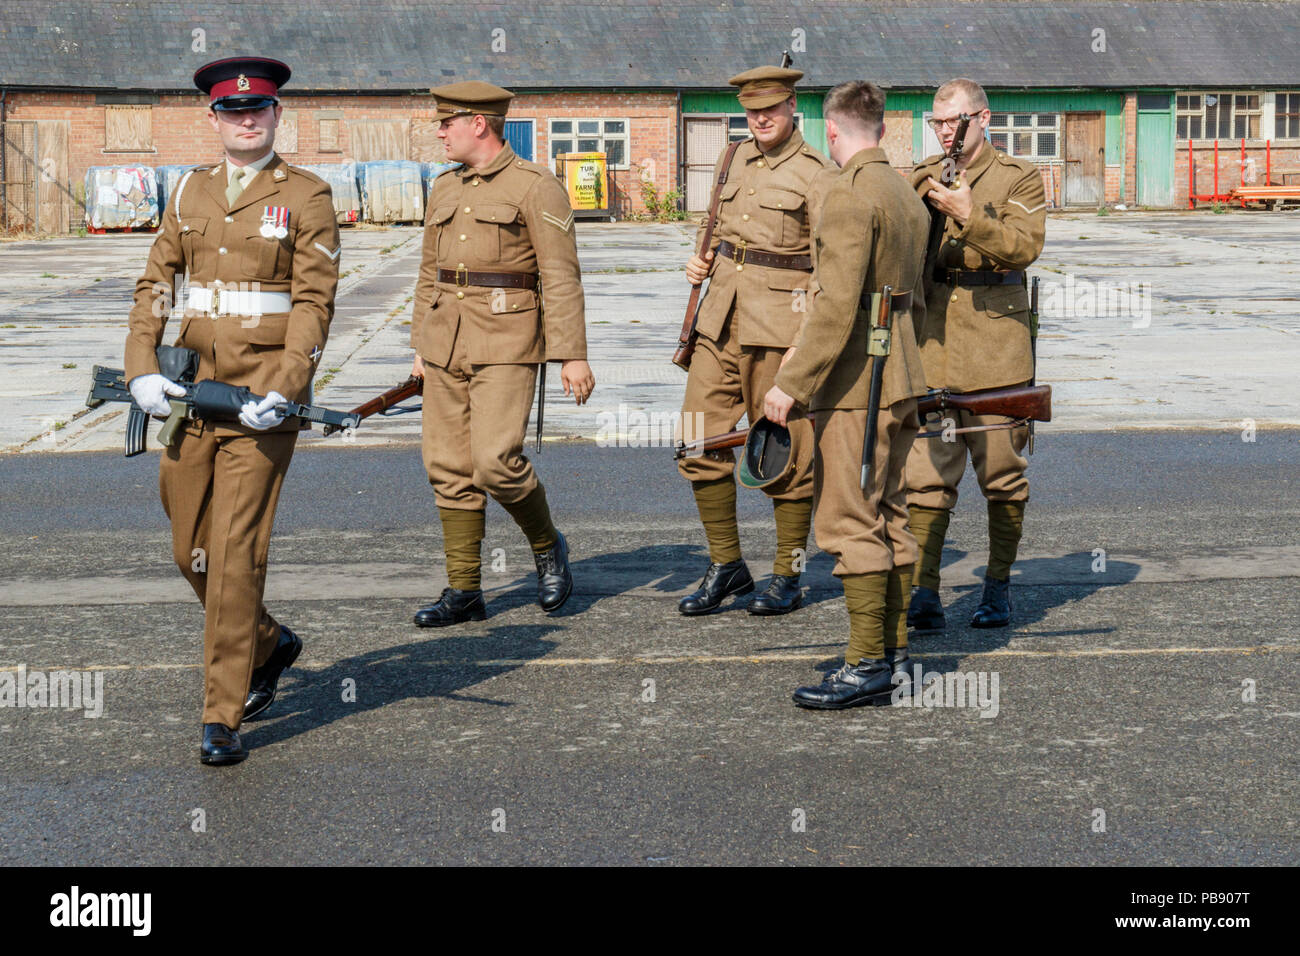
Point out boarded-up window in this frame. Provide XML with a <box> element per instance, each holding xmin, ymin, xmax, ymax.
<box><xmin>411</xmin><ymin>119</ymin><xmax>448</xmax><ymax>162</ymax></box>
<box><xmin>319</xmin><ymin>114</ymin><xmax>342</xmax><ymax>152</ymax></box>
<box><xmin>278</xmin><ymin>109</ymin><xmax>298</xmax><ymax>154</ymax></box>
<box><xmin>105</xmin><ymin>105</ymin><xmax>153</xmax><ymax>151</ymax></box>
<box><xmin>350</xmin><ymin>119</ymin><xmax>408</xmax><ymax>161</ymax></box>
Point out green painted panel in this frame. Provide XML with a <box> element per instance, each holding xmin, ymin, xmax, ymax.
<box><xmin>681</xmin><ymin>91</ymin><xmax>828</xmax><ymax>153</ymax></box>
<box><xmin>1137</xmin><ymin>110</ymin><xmax>1175</xmax><ymax>207</ymax></box>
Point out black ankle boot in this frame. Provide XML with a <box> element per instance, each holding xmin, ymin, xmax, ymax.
<box><xmin>907</xmin><ymin>586</ymin><xmax>946</xmax><ymax>631</ymax></box>
<box><xmin>792</xmin><ymin>658</ymin><xmax>894</xmax><ymax>710</ymax></box>
<box><xmin>748</xmin><ymin>574</ymin><xmax>802</xmax><ymax>615</ymax></box>
<box><xmin>414</xmin><ymin>587</ymin><xmax>487</xmax><ymax>627</ymax></box>
<box><xmin>970</xmin><ymin>576</ymin><xmax>1011</xmax><ymax>628</ymax></box>
<box><xmin>679</xmin><ymin>559</ymin><xmax>754</xmax><ymax>616</ymax></box>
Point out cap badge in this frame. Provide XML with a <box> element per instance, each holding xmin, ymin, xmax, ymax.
<box><xmin>236</xmin><ymin>74</ymin><xmax>250</xmax><ymax>92</ymax></box>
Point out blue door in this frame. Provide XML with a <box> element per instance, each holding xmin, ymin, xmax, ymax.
<box><xmin>504</xmin><ymin>120</ymin><xmax>534</xmax><ymax>161</ymax></box>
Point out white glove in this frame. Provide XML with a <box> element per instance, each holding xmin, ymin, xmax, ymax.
<box><xmin>239</xmin><ymin>391</ymin><xmax>287</xmax><ymax>430</ymax></box>
<box><xmin>129</xmin><ymin>373</ymin><xmax>186</xmax><ymax>417</ymax></box>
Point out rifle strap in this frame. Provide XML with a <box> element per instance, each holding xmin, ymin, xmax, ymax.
<box><xmin>699</xmin><ymin>139</ymin><xmax>744</xmax><ymax>259</ymax></box>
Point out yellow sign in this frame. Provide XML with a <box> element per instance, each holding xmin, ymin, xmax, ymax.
<box><xmin>560</xmin><ymin>152</ymin><xmax>607</xmax><ymax>211</ymax></box>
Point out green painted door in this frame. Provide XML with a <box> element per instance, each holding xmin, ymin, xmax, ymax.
<box><xmin>1137</xmin><ymin>108</ymin><xmax>1174</xmax><ymax>207</ymax></box>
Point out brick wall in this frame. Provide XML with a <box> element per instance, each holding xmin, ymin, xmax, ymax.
<box><xmin>6</xmin><ymin>89</ymin><xmax>679</xmax><ymax>226</ymax></box>
<box><xmin>1123</xmin><ymin>93</ymin><xmax>1138</xmax><ymax>204</ymax></box>
<box><xmin>1177</xmin><ymin>141</ymin><xmax>1300</xmax><ymax>206</ymax></box>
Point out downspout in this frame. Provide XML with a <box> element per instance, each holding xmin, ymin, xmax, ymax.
<box><xmin>1</xmin><ymin>88</ymin><xmax>8</xmax><ymax>231</ymax></box>
<box><xmin>675</xmin><ymin>88</ymin><xmax>682</xmax><ymax>216</ymax></box>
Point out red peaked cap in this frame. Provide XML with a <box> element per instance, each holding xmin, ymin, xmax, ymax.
<box><xmin>193</xmin><ymin>56</ymin><xmax>291</xmax><ymax>110</ymax></box>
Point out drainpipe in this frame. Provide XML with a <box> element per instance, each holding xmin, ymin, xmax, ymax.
<box><xmin>675</xmin><ymin>88</ymin><xmax>682</xmax><ymax>215</ymax></box>
<box><xmin>1</xmin><ymin>87</ymin><xmax>7</xmax><ymax>231</ymax></box>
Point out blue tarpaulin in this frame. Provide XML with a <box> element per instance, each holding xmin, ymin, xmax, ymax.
<box><xmin>298</xmin><ymin>161</ymin><xmax>362</xmax><ymax>224</ymax></box>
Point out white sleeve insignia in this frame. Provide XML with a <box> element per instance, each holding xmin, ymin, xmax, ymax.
<box><xmin>540</xmin><ymin>210</ymin><xmax>575</xmax><ymax>233</ymax></box>
<box><xmin>314</xmin><ymin>242</ymin><xmax>342</xmax><ymax>261</ymax></box>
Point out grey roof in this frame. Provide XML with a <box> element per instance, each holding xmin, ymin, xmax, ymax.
<box><xmin>2</xmin><ymin>1</ymin><xmax>1298</xmax><ymax>92</ymax></box>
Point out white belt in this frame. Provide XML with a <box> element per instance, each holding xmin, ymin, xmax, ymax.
<box><xmin>187</xmin><ymin>288</ymin><xmax>292</xmax><ymax>316</ymax></box>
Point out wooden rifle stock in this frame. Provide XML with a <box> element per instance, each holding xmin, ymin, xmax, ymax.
<box><xmin>917</xmin><ymin>384</ymin><xmax>1052</xmax><ymax>423</ymax></box>
<box><xmin>673</xmin><ymin>140</ymin><xmax>742</xmax><ymax>370</ymax></box>
<box><xmin>322</xmin><ymin>375</ymin><xmax>423</xmax><ymax>436</ymax></box>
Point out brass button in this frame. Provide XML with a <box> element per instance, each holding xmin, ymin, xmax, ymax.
<box><xmin>471</xmin><ymin>179</ymin><xmax>480</xmax><ymax>187</ymax></box>
<box><xmin>748</xmin><ymin>188</ymin><xmax>755</xmax><ymax>195</ymax></box>
<box><xmin>756</xmin><ymin>160</ymin><xmax>765</xmax><ymax>167</ymax></box>
<box><xmin>777</xmin><ymin>202</ymin><xmax>783</xmax><ymax>208</ymax></box>
<box><xmin>224</xmin><ymin>216</ymin><xmax>233</xmax><ymax>223</ymax></box>
<box><xmin>951</xmin><ymin>293</ymin><xmax>958</xmax><ymax>302</ymax></box>
<box><xmin>512</xmin><ymin>303</ymin><xmax>519</xmax><ymax>310</ymax></box>
<box><xmin>218</xmin><ymin>247</ymin><xmax>228</xmax><ymax>255</ymax></box>
<box><xmin>464</xmin><ymin>206</ymin><xmax>471</xmax><ymax>213</ymax></box>
<box><xmin>457</xmin><ymin>262</ymin><xmax>465</xmax><ymax>268</ymax></box>
<box><xmin>182</xmin><ymin>225</ymin><xmax>190</xmax><ymax>232</ymax></box>
<box><xmin>459</xmin><ymin>234</ymin><xmax>467</xmax><ymax>241</ymax></box>
<box><xmin>949</xmin><ymin>238</ymin><xmax>959</xmax><ymax>246</ymax></box>
<box><xmin>456</xmin><ymin>291</ymin><xmax>465</xmax><ymax>299</ymax></box>
<box><xmin>742</xmin><ymin>214</ymin><xmax>750</xmax><ymax>221</ymax></box>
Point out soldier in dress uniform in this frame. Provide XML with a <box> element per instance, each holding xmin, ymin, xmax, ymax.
<box><xmin>409</xmin><ymin>81</ymin><xmax>594</xmax><ymax>627</ymax></box>
<box><xmin>677</xmin><ymin>64</ymin><xmax>835</xmax><ymax>617</ymax></box>
<box><xmin>124</xmin><ymin>56</ymin><xmax>341</xmax><ymax>764</ymax></box>
<box><xmin>905</xmin><ymin>78</ymin><xmax>1047</xmax><ymax>632</ymax></box>
<box><xmin>764</xmin><ymin>81</ymin><xmax>931</xmax><ymax>708</ymax></box>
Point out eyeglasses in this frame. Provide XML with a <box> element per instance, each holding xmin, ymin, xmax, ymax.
<box><xmin>927</xmin><ymin>114</ymin><xmax>976</xmax><ymax>131</ymax></box>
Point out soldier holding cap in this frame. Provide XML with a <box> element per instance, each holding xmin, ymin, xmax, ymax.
<box><xmin>764</xmin><ymin>81</ymin><xmax>930</xmax><ymax>709</ymax></box>
<box><xmin>410</xmin><ymin>81</ymin><xmax>594</xmax><ymax>626</ymax></box>
<box><xmin>905</xmin><ymin>77</ymin><xmax>1047</xmax><ymax>632</ymax></box>
<box><xmin>124</xmin><ymin>56</ymin><xmax>341</xmax><ymax>764</ymax></box>
<box><xmin>677</xmin><ymin>63</ymin><xmax>835</xmax><ymax>618</ymax></box>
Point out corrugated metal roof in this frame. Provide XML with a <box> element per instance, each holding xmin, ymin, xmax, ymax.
<box><xmin>1</xmin><ymin>1</ymin><xmax>1297</xmax><ymax>92</ymax></box>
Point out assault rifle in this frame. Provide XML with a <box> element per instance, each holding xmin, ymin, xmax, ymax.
<box><xmin>86</xmin><ymin>346</ymin><xmax>360</xmax><ymax>456</ymax></box>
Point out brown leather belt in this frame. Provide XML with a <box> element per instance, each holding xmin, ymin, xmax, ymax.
<box><xmin>717</xmin><ymin>240</ymin><xmax>812</xmax><ymax>272</ymax></box>
<box><xmin>438</xmin><ymin>267</ymin><xmax>538</xmax><ymax>290</ymax></box>
<box><xmin>934</xmin><ymin>269</ymin><xmax>1024</xmax><ymax>287</ymax></box>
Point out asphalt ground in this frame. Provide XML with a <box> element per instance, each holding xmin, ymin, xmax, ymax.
<box><xmin>1</xmin><ymin>430</ymin><xmax>1296</xmax><ymax>865</ymax></box>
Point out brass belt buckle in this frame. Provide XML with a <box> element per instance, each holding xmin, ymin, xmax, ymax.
<box><xmin>735</xmin><ymin>239</ymin><xmax>747</xmax><ymax>272</ymax></box>
<box><xmin>455</xmin><ymin>264</ymin><xmax>469</xmax><ymax>287</ymax></box>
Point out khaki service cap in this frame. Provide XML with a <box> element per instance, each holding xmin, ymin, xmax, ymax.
<box><xmin>728</xmin><ymin>66</ymin><xmax>803</xmax><ymax>109</ymax></box>
<box><xmin>429</xmin><ymin>80</ymin><xmax>514</xmax><ymax>121</ymax></box>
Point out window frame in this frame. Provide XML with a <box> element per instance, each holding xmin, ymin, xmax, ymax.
<box><xmin>1176</xmin><ymin>91</ymin><xmax>1263</xmax><ymax>141</ymax></box>
<box><xmin>548</xmin><ymin>117</ymin><xmax>631</xmax><ymax>170</ymax></box>
<box><xmin>984</xmin><ymin>111</ymin><xmax>1061</xmax><ymax>161</ymax></box>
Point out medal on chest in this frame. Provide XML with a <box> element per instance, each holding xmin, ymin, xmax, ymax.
<box><xmin>260</xmin><ymin>205</ymin><xmax>289</xmax><ymax>240</ymax></box>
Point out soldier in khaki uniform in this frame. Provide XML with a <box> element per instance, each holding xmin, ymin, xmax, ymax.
<box><xmin>905</xmin><ymin>78</ymin><xmax>1047</xmax><ymax>631</ymax></box>
<box><xmin>759</xmin><ymin>82</ymin><xmax>935</xmax><ymax>707</ymax></box>
<box><xmin>124</xmin><ymin>57</ymin><xmax>340</xmax><ymax>764</ymax></box>
<box><xmin>410</xmin><ymin>82</ymin><xmax>594</xmax><ymax>627</ymax></box>
<box><xmin>765</xmin><ymin>81</ymin><xmax>931</xmax><ymax>708</ymax></box>
<box><xmin>678</xmin><ymin>64</ymin><xmax>835</xmax><ymax>617</ymax></box>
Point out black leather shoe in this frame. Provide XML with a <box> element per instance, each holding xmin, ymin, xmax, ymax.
<box><xmin>885</xmin><ymin>647</ymin><xmax>914</xmax><ymax>696</ymax></box>
<box><xmin>748</xmin><ymin>574</ymin><xmax>803</xmax><ymax>615</ymax></box>
<box><xmin>243</xmin><ymin>625</ymin><xmax>302</xmax><ymax>721</ymax></box>
<box><xmin>970</xmin><ymin>575</ymin><xmax>1012</xmax><ymax>628</ymax></box>
<box><xmin>414</xmin><ymin>587</ymin><xmax>487</xmax><ymax>627</ymax></box>
<box><xmin>200</xmin><ymin>723</ymin><xmax>247</xmax><ymax>766</ymax></box>
<box><xmin>533</xmin><ymin>532</ymin><xmax>573</xmax><ymax>612</ymax></box>
<box><xmin>678</xmin><ymin>559</ymin><xmax>754</xmax><ymax>616</ymax></box>
<box><xmin>907</xmin><ymin>586</ymin><xmax>946</xmax><ymax>632</ymax></box>
<box><xmin>792</xmin><ymin>658</ymin><xmax>894</xmax><ymax>710</ymax></box>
